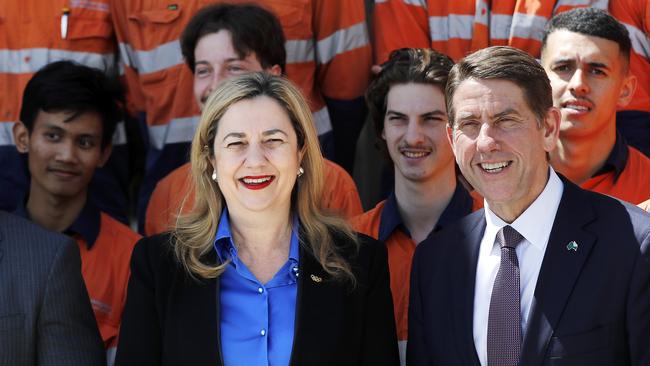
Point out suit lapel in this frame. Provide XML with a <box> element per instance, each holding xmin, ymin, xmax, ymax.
<box><xmin>521</xmin><ymin>180</ymin><xmax>597</xmax><ymax>366</ymax></box>
<box><xmin>452</xmin><ymin>212</ymin><xmax>485</xmax><ymax>366</ymax></box>
<box><xmin>290</xmin><ymin>245</ymin><xmax>333</xmax><ymax>365</ymax></box>
<box><xmin>174</xmin><ymin>264</ymin><xmax>223</xmax><ymax>365</ymax></box>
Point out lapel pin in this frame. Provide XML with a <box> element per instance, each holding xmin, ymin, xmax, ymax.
<box><xmin>310</xmin><ymin>274</ymin><xmax>322</xmax><ymax>283</ymax></box>
<box><xmin>566</xmin><ymin>241</ymin><xmax>578</xmax><ymax>252</ymax></box>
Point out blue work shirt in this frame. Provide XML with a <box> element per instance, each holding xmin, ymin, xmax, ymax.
<box><xmin>214</xmin><ymin>209</ymin><xmax>300</xmax><ymax>366</ymax></box>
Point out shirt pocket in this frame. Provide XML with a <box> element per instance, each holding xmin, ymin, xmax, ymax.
<box><xmin>64</xmin><ymin>6</ymin><xmax>113</xmax><ymax>40</ymax></box>
<box><xmin>259</xmin><ymin>0</ymin><xmax>312</xmax><ymax>40</ymax></box>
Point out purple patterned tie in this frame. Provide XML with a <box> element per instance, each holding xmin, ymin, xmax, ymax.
<box><xmin>487</xmin><ymin>225</ymin><xmax>524</xmax><ymax>366</ymax></box>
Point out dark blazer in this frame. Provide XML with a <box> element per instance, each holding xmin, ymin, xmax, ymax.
<box><xmin>115</xmin><ymin>230</ymin><xmax>399</xmax><ymax>366</ymax></box>
<box><xmin>407</xmin><ymin>178</ymin><xmax>650</xmax><ymax>366</ymax></box>
<box><xmin>0</xmin><ymin>211</ymin><xmax>105</xmax><ymax>366</ymax></box>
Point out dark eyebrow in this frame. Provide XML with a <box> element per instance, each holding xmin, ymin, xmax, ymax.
<box><xmin>387</xmin><ymin>110</ymin><xmax>446</xmax><ymax>118</ymax></box>
<box><xmin>422</xmin><ymin>110</ymin><xmax>446</xmax><ymax>118</ymax></box>
<box><xmin>41</xmin><ymin>123</ymin><xmax>65</xmax><ymax>131</ymax></box>
<box><xmin>386</xmin><ymin>110</ymin><xmax>406</xmax><ymax>117</ymax></box>
<box><xmin>492</xmin><ymin>108</ymin><xmax>522</xmax><ymax>120</ymax></box>
<box><xmin>551</xmin><ymin>57</ymin><xmax>574</xmax><ymax>65</ymax></box>
<box><xmin>587</xmin><ymin>62</ymin><xmax>609</xmax><ymax>70</ymax></box>
<box><xmin>262</xmin><ymin>129</ymin><xmax>288</xmax><ymax>137</ymax></box>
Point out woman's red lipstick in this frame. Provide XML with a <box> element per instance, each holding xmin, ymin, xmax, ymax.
<box><xmin>239</xmin><ymin>175</ymin><xmax>275</xmax><ymax>190</ymax></box>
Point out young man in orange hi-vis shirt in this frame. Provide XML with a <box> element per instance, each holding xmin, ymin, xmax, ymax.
<box><xmin>0</xmin><ymin>0</ymin><xmax>132</xmax><ymax>225</ymax></box>
<box><xmin>541</xmin><ymin>8</ymin><xmax>650</xmax><ymax>205</ymax></box>
<box><xmin>351</xmin><ymin>48</ymin><xmax>481</xmax><ymax>366</ymax></box>
<box><xmin>145</xmin><ymin>4</ymin><xmax>362</xmax><ymax>236</ymax></box>
<box><xmin>12</xmin><ymin>61</ymin><xmax>140</xmax><ymax>366</ymax></box>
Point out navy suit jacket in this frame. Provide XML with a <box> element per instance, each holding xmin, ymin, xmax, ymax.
<box><xmin>115</xmin><ymin>230</ymin><xmax>400</xmax><ymax>366</ymax></box>
<box><xmin>407</xmin><ymin>178</ymin><xmax>650</xmax><ymax>366</ymax></box>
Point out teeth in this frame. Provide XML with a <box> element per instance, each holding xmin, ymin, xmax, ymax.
<box><xmin>565</xmin><ymin>104</ymin><xmax>588</xmax><ymax>111</ymax></box>
<box><xmin>480</xmin><ymin>162</ymin><xmax>509</xmax><ymax>173</ymax></box>
<box><xmin>242</xmin><ymin>177</ymin><xmax>272</xmax><ymax>184</ymax></box>
<box><xmin>402</xmin><ymin>151</ymin><xmax>429</xmax><ymax>158</ymax></box>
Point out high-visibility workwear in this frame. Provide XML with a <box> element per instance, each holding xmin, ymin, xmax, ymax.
<box><xmin>0</xmin><ymin>0</ymin><xmax>130</xmax><ymax>223</ymax></box>
<box><xmin>110</xmin><ymin>0</ymin><xmax>372</xmax><ymax>226</ymax></box>
<box><xmin>373</xmin><ymin>0</ymin><xmax>608</xmax><ymax>63</ymax></box>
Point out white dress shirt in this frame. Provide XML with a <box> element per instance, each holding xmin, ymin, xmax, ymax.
<box><xmin>473</xmin><ymin>168</ymin><xmax>564</xmax><ymax>366</ymax></box>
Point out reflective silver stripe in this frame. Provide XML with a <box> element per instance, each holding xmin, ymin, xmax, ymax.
<box><xmin>148</xmin><ymin>116</ymin><xmax>200</xmax><ymax>150</ymax></box>
<box><xmin>148</xmin><ymin>106</ymin><xmax>331</xmax><ymax>150</ymax></box>
<box><xmin>489</xmin><ymin>13</ymin><xmax>547</xmax><ymax>41</ymax></box>
<box><xmin>490</xmin><ymin>14</ymin><xmax>512</xmax><ymax>40</ymax></box>
<box><xmin>623</xmin><ymin>22</ymin><xmax>650</xmax><ymax>60</ymax></box>
<box><xmin>0</xmin><ymin>121</ymin><xmax>126</xmax><ymax>146</ymax></box>
<box><xmin>0</xmin><ymin>48</ymin><xmax>115</xmax><ymax>74</ymax></box>
<box><xmin>0</xmin><ymin>122</ymin><xmax>15</xmax><ymax>146</ymax></box>
<box><xmin>316</xmin><ymin>22</ymin><xmax>369</xmax><ymax>64</ymax></box>
<box><xmin>510</xmin><ymin>13</ymin><xmax>548</xmax><ymax>41</ymax></box>
<box><xmin>129</xmin><ymin>40</ymin><xmax>183</xmax><ymax>75</ymax></box>
<box><xmin>125</xmin><ymin>38</ymin><xmax>317</xmax><ymax>74</ymax></box>
<box><xmin>286</xmin><ymin>39</ymin><xmax>315</xmax><ymax>64</ymax></box>
<box><xmin>312</xmin><ymin>106</ymin><xmax>332</xmax><ymax>136</ymax></box>
<box><xmin>118</xmin><ymin>41</ymin><xmax>134</xmax><ymax>68</ymax></box>
<box><xmin>554</xmin><ymin>0</ymin><xmax>608</xmax><ymax>10</ymax></box>
<box><xmin>474</xmin><ymin>0</ymin><xmax>489</xmax><ymax>27</ymax></box>
<box><xmin>70</xmin><ymin>0</ymin><xmax>109</xmax><ymax>12</ymax></box>
<box><xmin>429</xmin><ymin>15</ymin><xmax>474</xmax><ymax>41</ymax></box>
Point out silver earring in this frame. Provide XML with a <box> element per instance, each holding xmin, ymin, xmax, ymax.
<box><xmin>297</xmin><ymin>167</ymin><xmax>304</xmax><ymax>177</ymax></box>
<box><xmin>211</xmin><ymin>172</ymin><xmax>217</xmax><ymax>181</ymax></box>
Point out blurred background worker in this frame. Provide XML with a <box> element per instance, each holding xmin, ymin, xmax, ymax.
<box><xmin>0</xmin><ymin>0</ymin><xmax>134</xmax><ymax>225</ymax></box>
<box><xmin>372</xmin><ymin>0</ymin><xmax>650</xmax><ymax>158</ymax></box>
<box><xmin>12</xmin><ymin>61</ymin><xmax>140</xmax><ymax>365</ymax></box>
<box><xmin>352</xmin><ymin>48</ymin><xmax>480</xmax><ymax>365</ymax></box>
<box><xmin>144</xmin><ymin>3</ymin><xmax>363</xmax><ymax>235</ymax></box>
<box><xmin>541</xmin><ymin>8</ymin><xmax>650</xmax><ymax>204</ymax></box>
<box><xmin>111</xmin><ymin>0</ymin><xmax>371</xmax><ymax>231</ymax></box>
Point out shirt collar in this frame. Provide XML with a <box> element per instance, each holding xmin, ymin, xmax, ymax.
<box><xmin>484</xmin><ymin>168</ymin><xmax>564</xmax><ymax>252</ymax></box>
<box><xmin>378</xmin><ymin>181</ymin><xmax>474</xmax><ymax>242</ymax></box>
<box><xmin>592</xmin><ymin>131</ymin><xmax>628</xmax><ymax>182</ymax></box>
<box><xmin>214</xmin><ymin>208</ymin><xmax>300</xmax><ymax>265</ymax></box>
<box><xmin>13</xmin><ymin>197</ymin><xmax>101</xmax><ymax>249</ymax></box>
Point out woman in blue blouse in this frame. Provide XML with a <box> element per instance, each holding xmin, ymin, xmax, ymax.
<box><xmin>115</xmin><ymin>73</ymin><xmax>399</xmax><ymax>366</ymax></box>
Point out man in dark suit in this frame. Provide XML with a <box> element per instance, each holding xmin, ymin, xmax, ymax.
<box><xmin>0</xmin><ymin>211</ymin><xmax>104</xmax><ymax>365</ymax></box>
<box><xmin>407</xmin><ymin>46</ymin><xmax>650</xmax><ymax>365</ymax></box>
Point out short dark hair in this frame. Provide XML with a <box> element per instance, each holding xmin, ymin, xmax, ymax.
<box><xmin>20</xmin><ymin>60</ymin><xmax>123</xmax><ymax>149</ymax></box>
<box><xmin>542</xmin><ymin>8</ymin><xmax>631</xmax><ymax>64</ymax></box>
<box><xmin>446</xmin><ymin>46</ymin><xmax>552</xmax><ymax>128</ymax></box>
<box><xmin>366</xmin><ymin>48</ymin><xmax>454</xmax><ymax>140</ymax></box>
<box><xmin>180</xmin><ymin>3</ymin><xmax>286</xmax><ymax>73</ymax></box>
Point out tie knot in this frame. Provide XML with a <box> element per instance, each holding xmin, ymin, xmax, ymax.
<box><xmin>496</xmin><ymin>225</ymin><xmax>524</xmax><ymax>249</ymax></box>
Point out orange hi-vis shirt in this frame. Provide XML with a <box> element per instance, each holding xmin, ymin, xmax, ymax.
<box><xmin>581</xmin><ymin>145</ymin><xmax>650</xmax><ymax>205</ymax></box>
<box><xmin>0</xmin><ymin>0</ymin><xmax>132</xmax><ymax>222</ymax></box>
<box><xmin>373</xmin><ymin>0</ymin><xmax>607</xmax><ymax>64</ymax></box>
<box><xmin>145</xmin><ymin>158</ymin><xmax>363</xmax><ymax>235</ymax></box>
<box><xmin>350</xmin><ymin>185</ymin><xmax>479</xmax><ymax>354</ymax></box>
<box><xmin>0</xmin><ymin>0</ymin><xmax>117</xmax><ymax>129</ymax></box>
<box><xmin>14</xmin><ymin>200</ymin><xmax>140</xmax><ymax>353</ymax></box>
<box><xmin>75</xmin><ymin>211</ymin><xmax>140</xmax><ymax>352</ymax></box>
<box><xmin>112</xmin><ymin>0</ymin><xmax>371</xmax><ymax>139</ymax></box>
<box><xmin>609</xmin><ymin>0</ymin><xmax>650</xmax><ymax>113</ymax></box>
